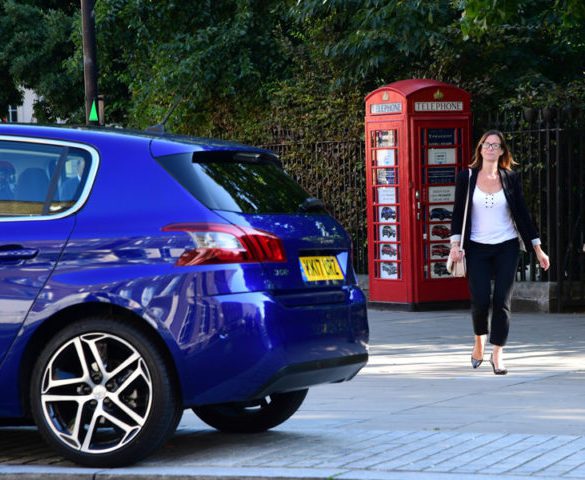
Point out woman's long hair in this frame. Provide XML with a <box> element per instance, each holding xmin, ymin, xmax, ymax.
<box><xmin>469</xmin><ymin>130</ymin><xmax>517</xmax><ymax>170</ymax></box>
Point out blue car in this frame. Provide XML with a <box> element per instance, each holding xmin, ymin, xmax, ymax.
<box><xmin>430</xmin><ymin>207</ymin><xmax>452</xmax><ymax>221</ymax></box>
<box><xmin>0</xmin><ymin>125</ymin><xmax>368</xmax><ymax>467</ymax></box>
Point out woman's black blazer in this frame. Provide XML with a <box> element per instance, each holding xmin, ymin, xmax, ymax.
<box><xmin>450</xmin><ymin>167</ymin><xmax>540</xmax><ymax>252</ymax></box>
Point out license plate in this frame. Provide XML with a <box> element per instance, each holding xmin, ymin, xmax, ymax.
<box><xmin>299</xmin><ymin>256</ymin><xmax>344</xmax><ymax>282</ymax></box>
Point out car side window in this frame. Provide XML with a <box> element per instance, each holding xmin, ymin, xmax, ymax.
<box><xmin>0</xmin><ymin>140</ymin><xmax>92</xmax><ymax>218</ymax></box>
<box><xmin>58</xmin><ymin>156</ymin><xmax>87</xmax><ymax>202</ymax></box>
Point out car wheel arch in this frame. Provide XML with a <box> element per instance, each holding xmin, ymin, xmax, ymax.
<box><xmin>18</xmin><ymin>302</ymin><xmax>183</xmax><ymax>416</ymax></box>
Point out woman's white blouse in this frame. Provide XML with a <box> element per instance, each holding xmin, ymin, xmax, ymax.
<box><xmin>470</xmin><ymin>187</ymin><xmax>518</xmax><ymax>244</ymax></box>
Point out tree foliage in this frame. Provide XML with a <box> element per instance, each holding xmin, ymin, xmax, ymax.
<box><xmin>0</xmin><ymin>0</ymin><xmax>583</xmax><ymax>136</ymax></box>
<box><xmin>292</xmin><ymin>0</ymin><xmax>585</xmax><ymax>114</ymax></box>
<box><xmin>457</xmin><ymin>0</ymin><xmax>585</xmax><ymax>109</ymax></box>
<box><xmin>0</xmin><ymin>0</ymin><xmax>81</xmax><ymax>121</ymax></box>
<box><xmin>92</xmin><ymin>0</ymin><xmax>293</xmax><ymax>137</ymax></box>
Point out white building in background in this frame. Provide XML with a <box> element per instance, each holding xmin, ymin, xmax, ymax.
<box><xmin>5</xmin><ymin>89</ymin><xmax>39</xmax><ymax>123</ymax></box>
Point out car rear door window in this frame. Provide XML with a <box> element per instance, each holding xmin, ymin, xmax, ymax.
<box><xmin>0</xmin><ymin>140</ymin><xmax>92</xmax><ymax>218</ymax></box>
<box><xmin>155</xmin><ymin>151</ymin><xmax>326</xmax><ymax>214</ymax></box>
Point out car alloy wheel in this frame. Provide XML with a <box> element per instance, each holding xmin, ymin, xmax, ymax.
<box><xmin>31</xmin><ymin>318</ymin><xmax>180</xmax><ymax>467</ymax></box>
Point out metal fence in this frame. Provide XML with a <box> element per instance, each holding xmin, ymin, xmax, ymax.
<box><xmin>475</xmin><ymin>109</ymin><xmax>585</xmax><ymax>311</ymax></box>
<box><xmin>262</xmin><ymin>108</ymin><xmax>585</xmax><ymax>310</ymax></box>
<box><xmin>262</xmin><ymin>141</ymin><xmax>368</xmax><ymax>274</ymax></box>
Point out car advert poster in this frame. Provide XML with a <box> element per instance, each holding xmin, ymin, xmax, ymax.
<box><xmin>376</xmin><ymin>149</ymin><xmax>396</xmax><ymax>166</ymax></box>
<box><xmin>428</xmin><ymin>148</ymin><xmax>456</xmax><ymax>165</ymax></box>
<box><xmin>379</xmin><ymin>224</ymin><xmax>398</xmax><ymax>242</ymax></box>
<box><xmin>428</xmin><ymin>128</ymin><xmax>455</xmax><ymax>145</ymax></box>
<box><xmin>379</xmin><ymin>243</ymin><xmax>398</xmax><ymax>260</ymax></box>
<box><xmin>430</xmin><ymin>243</ymin><xmax>451</xmax><ymax>260</ymax></box>
<box><xmin>428</xmin><ymin>186</ymin><xmax>455</xmax><ymax>204</ymax></box>
<box><xmin>376</xmin><ymin>168</ymin><xmax>397</xmax><ymax>185</ymax></box>
<box><xmin>377</xmin><ymin>187</ymin><xmax>396</xmax><ymax>204</ymax></box>
<box><xmin>430</xmin><ymin>261</ymin><xmax>450</xmax><ymax>279</ymax></box>
<box><xmin>374</xmin><ymin>130</ymin><xmax>396</xmax><ymax>147</ymax></box>
<box><xmin>428</xmin><ymin>166</ymin><xmax>456</xmax><ymax>184</ymax></box>
<box><xmin>429</xmin><ymin>222</ymin><xmax>451</xmax><ymax>241</ymax></box>
<box><xmin>429</xmin><ymin>205</ymin><xmax>453</xmax><ymax>221</ymax></box>
<box><xmin>380</xmin><ymin>262</ymin><xmax>399</xmax><ymax>280</ymax></box>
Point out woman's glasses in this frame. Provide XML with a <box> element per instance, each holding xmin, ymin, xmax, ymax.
<box><xmin>481</xmin><ymin>142</ymin><xmax>502</xmax><ymax>150</ymax></box>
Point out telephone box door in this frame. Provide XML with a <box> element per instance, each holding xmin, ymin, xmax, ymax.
<box><xmin>412</xmin><ymin>120</ymin><xmax>470</xmax><ymax>302</ymax></box>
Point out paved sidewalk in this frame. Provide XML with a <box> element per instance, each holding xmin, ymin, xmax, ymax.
<box><xmin>2</xmin><ymin>308</ymin><xmax>585</xmax><ymax>479</ymax></box>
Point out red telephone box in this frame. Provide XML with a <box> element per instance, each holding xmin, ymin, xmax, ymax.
<box><xmin>365</xmin><ymin>79</ymin><xmax>471</xmax><ymax>307</ymax></box>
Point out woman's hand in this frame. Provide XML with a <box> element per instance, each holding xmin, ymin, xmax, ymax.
<box><xmin>449</xmin><ymin>244</ymin><xmax>464</xmax><ymax>262</ymax></box>
<box><xmin>534</xmin><ymin>245</ymin><xmax>550</xmax><ymax>271</ymax></box>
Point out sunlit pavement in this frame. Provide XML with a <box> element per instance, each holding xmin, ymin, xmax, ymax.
<box><xmin>2</xmin><ymin>308</ymin><xmax>585</xmax><ymax>479</ymax></box>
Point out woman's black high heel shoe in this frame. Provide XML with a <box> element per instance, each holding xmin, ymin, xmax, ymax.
<box><xmin>489</xmin><ymin>354</ymin><xmax>508</xmax><ymax>375</ymax></box>
<box><xmin>471</xmin><ymin>355</ymin><xmax>483</xmax><ymax>369</ymax></box>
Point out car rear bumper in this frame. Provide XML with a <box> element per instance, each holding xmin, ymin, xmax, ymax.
<box><xmin>176</xmin><ymin>285</ymin><xmax>369</xmax><ymax>406</ymax></box>
<box><xmin>252</xmin><ymin>352</ymin><xmax>368</xmax><ymax>398</ymax></box>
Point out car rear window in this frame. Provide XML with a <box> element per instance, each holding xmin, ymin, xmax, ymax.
<box><xmin>155</xmin><ymin>151</ymin><xmax>326</xmax><ymax>214</ymax></box>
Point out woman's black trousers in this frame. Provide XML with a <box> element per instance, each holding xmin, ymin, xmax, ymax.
<box><xmin>466</xmin><ymin>238</ymin><xmax>520</xmax><ymax>346</ymax></box>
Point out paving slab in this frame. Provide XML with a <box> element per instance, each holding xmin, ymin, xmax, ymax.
<box><xmin>2</xmin><ymin>309</ymin><xmax>585</xmax><ymax>479</ymax></box>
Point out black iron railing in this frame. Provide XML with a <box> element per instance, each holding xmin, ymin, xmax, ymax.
<box><xmin>475</xmin><ymin>109</ymin><xmax>585</xmax><ymax>310</ymax></box>
<box><xmin>263</xmin><ymin>140</ymin><xmax>368</xmax><ymax>274</ymax></box>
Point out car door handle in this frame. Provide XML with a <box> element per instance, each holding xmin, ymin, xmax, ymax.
<box><xmin>0</xmin><ymin>247</ymin><xmax>39</xmax><ymax>261</ymax></box>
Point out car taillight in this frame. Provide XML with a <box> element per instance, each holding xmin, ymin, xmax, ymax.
<box><xmin>162</xmin><ymin>223</ymin><xmax>286</xmax><ymax>266</ymax></box>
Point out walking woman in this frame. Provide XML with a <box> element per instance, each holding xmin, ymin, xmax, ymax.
<box><xmin>449</xmin><ymin>130</ymin><xmax>550</xmax><ymax>375</ymax></box>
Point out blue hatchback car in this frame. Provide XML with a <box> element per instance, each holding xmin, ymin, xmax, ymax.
<box><xmin>0</xmin><ymin>125</ymin><xmax>368</xmax><ymax>467</ymax></box>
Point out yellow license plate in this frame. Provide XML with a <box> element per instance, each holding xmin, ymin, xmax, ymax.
<box><xmin>299</xmin><ymin>256</ymin><xmax>344</xmax><ymax>282</ymax></box>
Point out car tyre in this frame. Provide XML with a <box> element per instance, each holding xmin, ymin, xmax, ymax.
<box><xmin>193</xmin><ymin>389</ymin><xmax>308</xmax><ymax>433</ymax></box>
<box><xmin>30</xmin><ymin>317</ymin><xmax>181</xmax><ymax>467</ymax></box>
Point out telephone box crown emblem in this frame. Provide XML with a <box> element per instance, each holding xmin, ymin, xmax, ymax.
<box><xmin>382</xmin><ymin>92</ymin><xmax>389</xmax><ymax>101</ymax></box>
<box><xmin>433</xmin><ymin>89</ymin><xmax>444</xmax><ymax>100</ymax></box>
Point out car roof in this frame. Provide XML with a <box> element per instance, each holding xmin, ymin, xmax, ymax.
<box><xmin>0</xmin><ymin>124</ymin><xmax>273</xmax><ymax>158</ymax></box>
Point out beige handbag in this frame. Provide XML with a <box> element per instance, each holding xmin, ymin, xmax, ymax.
<box><xmin>447</xmin><ymin>254</ymin><xmax>466</xmax><ymax>277</ymax></box>
<box><xmin>446</xmin><ymin>169</ymin><xmax>471</xmax><ymax>277</ymax></box>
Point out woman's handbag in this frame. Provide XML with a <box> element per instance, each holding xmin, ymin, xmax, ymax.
<box><xmin>446</xmin><ymin>169</ymin><xmax>471</xmax><ymax>277</ymax></box>
<box><xmin>447</xmin><ymin>254</ymin><xmax>466</xmax><ymax>277</ymax></box>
